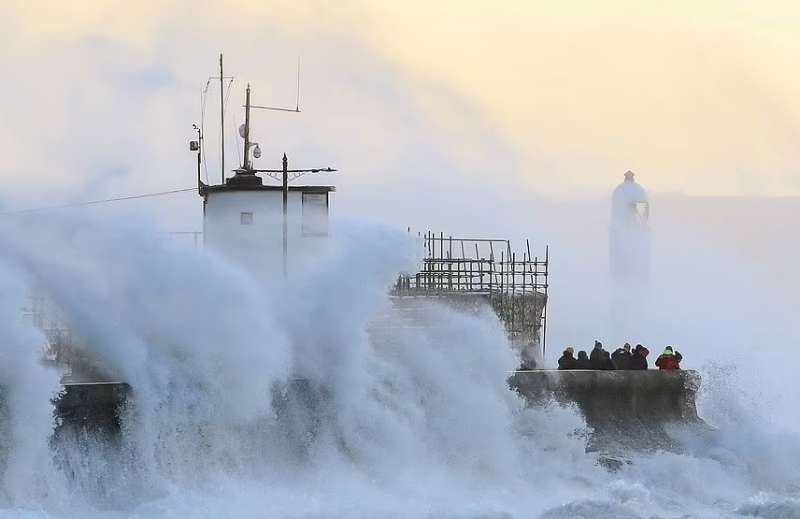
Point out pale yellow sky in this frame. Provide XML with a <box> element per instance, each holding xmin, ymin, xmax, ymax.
<box><xmin>355</xmin><ymin>1</ymin><xmax>800</xmax><ymax>195</ymax></box>
<box><xmin>3</xmin><ymin>0</ymin><xmax>800</xmax><ymax>198</ymax></box>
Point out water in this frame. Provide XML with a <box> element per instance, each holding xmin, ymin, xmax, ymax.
<box><xmin>0</xmin><ymin>212</ymin><xmax>798</xmax><ymax>519</ymax></box>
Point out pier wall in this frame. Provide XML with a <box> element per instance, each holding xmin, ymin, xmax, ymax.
<box><xmin>390</xmin><ymin>293</ymin><xmax>546</xmax><ymax>365</ymax></box>
<box><xmin>510</xmin><ymin>370</ymin><xmax>703</xmax><ymax>453</ymax></box>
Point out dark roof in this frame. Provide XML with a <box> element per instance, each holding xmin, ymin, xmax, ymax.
<box><xmin>201</xmin><ymin>184</ymin><xmax>335</xmax><ymax>196</ymax></box>
<box><xmin>200</xmin><ymin>170</ymin><xmax>335</xmax><ymax>197</ymax></box>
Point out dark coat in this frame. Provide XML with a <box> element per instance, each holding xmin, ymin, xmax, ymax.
<box><xmin>600</xmin><ymin>351</ymin><xmax>616</xmax><ymax>370</ymax></box>
<box><xmin>558</xmin><ymin>351</ymin><xmax>578</xmax><ymax>370</ymax></box>
<box><xmin>589</xmin><ymin>347</ymin><xmax>605</xmax><ymax>370</ymax></box>
<box><xmin>575</xmin><ymin>351</ymin><xmax>592</xmax><ymax>369</ymax></box>
<box><xmin>629</xmin><ymin>353</ymin><xmax>648</xmax><ymax>370</ymax></box>
<box><xmin>611</xmin><ymin>349</ymin><xmax>632</xmax><ymax>370</ymax></box>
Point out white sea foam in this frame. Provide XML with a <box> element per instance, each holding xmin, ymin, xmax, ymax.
<box><xmin>0</xmin><ymin>212</ymin><xmax>797</xmax><ymax>518</ymax></box>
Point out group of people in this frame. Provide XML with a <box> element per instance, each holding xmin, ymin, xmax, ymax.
<box><xmin>557</xmin><ymin>341</ymin><xmax>683</xmax><ymax>371</ymax></box>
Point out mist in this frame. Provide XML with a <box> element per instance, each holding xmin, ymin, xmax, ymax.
<box><xmin>0</xmin><ymin>184</ymin><xmax>797</xmax><ymax>518</ymax></box>
<box><xmin>1</xmin><ymin>2</ymin><xmax>800</xmax><ymax>517</ymax></box>
<box><xmin>0</xmin><ymin>214</ymin><xmax>593</xmax><ymax>515</ymax></box>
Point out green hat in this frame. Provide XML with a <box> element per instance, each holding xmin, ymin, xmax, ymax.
<box><xmin>662</xmin><ymin>346</ymin><xmax>674</xmax><ymax>356</ymax></box>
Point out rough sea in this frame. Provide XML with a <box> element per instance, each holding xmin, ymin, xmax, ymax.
<box><xmin>0</xmin><ymin>210</ymin><xmax>797</xmax><ymax>519</ymax></box>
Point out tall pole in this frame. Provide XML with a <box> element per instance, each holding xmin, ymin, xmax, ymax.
<box><xmin>243</xmin><ymin>84</ymin><xmax>251</xmax><ymax>170</ymax></box>
<box><xmin>219</xmin><ymin>53</ymin><xmax>225</xmax><ymax>185</ymax></box>
<box><xmin>250</xmin><ymin>159</ymin><xmax>337</xmax><ymax>279</ymax></box>
<box><xmin>282</xmin><ymin>153</ymin><xmax>289</xmax><ymax>278</ymax></box>
<box><xmin>195</xmin><ymin>126</ymin><xmax>202</xmax><ymax>193</ymax></box>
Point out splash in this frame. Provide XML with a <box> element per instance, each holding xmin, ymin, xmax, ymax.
<box><xmin>0</xmin><ymin>259</ymin><xmax>64</xmax><ymax>509</ymax></box>
<box><xmin>0</xmin><ymin>213</ymin><xmax>797</xmax><ymax>518</ymax></box>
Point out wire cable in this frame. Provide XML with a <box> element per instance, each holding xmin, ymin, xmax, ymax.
<box><xmin>224</xmin><ymin>77</ymin><xmax>240</xmax><ymax>168</ymax></box>
<box><xmin>296</xmin><ymin>56</ymin><xmax>301</xmax><ymax>111</ymax></box>
<box><xmin>200</xmin><ymin>79</ymin><xmax>211</xmax><ymax>184</ymax></box>
<box><xmin>0</xmin><ymin>188</ymin><xmax>197</xmax><ymax>216</ymax></box>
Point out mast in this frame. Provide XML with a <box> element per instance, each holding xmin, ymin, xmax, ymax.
<box><xmin>282</xmin><ymin>153</ymin><xmax>288</xmax><ymax>278</ymax></box>
<box><xmin>219</xmin><ymin>53</ymin><xmax>225</xmax><ymax>184</ymax></box>
<box><xmin>243</xmin><ymin>84</ymin><xmax>251</xmax><ymax>170</ymax></box>
<box><xmin>194</xmin><ymin>125</ymin><xmax>201</xmax><ymax>193</ymax></box>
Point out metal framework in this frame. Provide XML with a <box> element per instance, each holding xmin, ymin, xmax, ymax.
<box><xmin>393</xmin><ymin>231</ymin><xmax>550</xmax><ymax>355</ymax></box>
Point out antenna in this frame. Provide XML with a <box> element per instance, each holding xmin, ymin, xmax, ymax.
<box><xmin>190</xmin><ymin>124</ymin><xmax>202</xmax><ymax>193</ymax></box>
<box><xmin>296</xmin><ymin>56</ymin><xmax>301</xmax><ymax>112</ymax></box>
<box><xmin>201</xmin><ymin>54</ymin><xmax>234</xmax><ymax>185</ymax></box>
<box><xmin>238</xmin><ymin>63</ymin><xmax>302</xmax><ymax>168</ymax></box>
<box><xmin>242</xmin><ymin>84</ymin><xmax>251</xmax><ymax>170</ymax></box>
<box><xmin>243</xmin><ymin>59</ymin><xmax>302</xmax><ymax>113</ymax></box>
<box><xmin>219</xmin><ymin>53</ymin><xmax>225</xmax><ymax>185</ymax></box>
<box><xmin>232</xmin><ymin>58</ymin><xmax>309</xmax><ymax>172</ymax></box>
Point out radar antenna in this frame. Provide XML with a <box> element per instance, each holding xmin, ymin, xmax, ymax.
<box><xmin>245</xmin><ymin>57</ymin><xmax>302</xmax><ymax>113</ymax></box>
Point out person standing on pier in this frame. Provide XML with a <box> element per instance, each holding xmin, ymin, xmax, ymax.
<box><xmin>600</xmin><ymin>350</ymin><xmax>616</xmax><ymax>370</ymax></box>
<box><xmin>612</xmin><ymin>343</ymin><xmax>633</xmax><ymax>369</ymax></box>
<box><xmin>589</xmin><ymin>341</ymin><xmax>602</xmax><ymax>369</ymax></box>
<box><xmin>558</xmin><ymin>347</ymin><xmax>578</xmax><ymax>370</ymax></box>
<box><xmin>655</xmin><ymin>346</ymin><xmax>682</xmax><ymax>370</ymax></box>
<box><xmin>629</xmin><ymin>344</ymin><xmax>650</xmax><ymax>370</ymax></box>
<box><xmin>575</xmin><ymin>350</ymin><xmax>592</xmax><ymax>369</ymax></box>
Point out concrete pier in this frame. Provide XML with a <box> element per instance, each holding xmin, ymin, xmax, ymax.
<box><xmin>53</xmin><ymin>382</ymin><xmax>130</xmax><ymax>435</ymax></box>
<box><xmin>509</xmin><ymin>369</ymin><xmax>704</xmax><ymax>454</ymax></box>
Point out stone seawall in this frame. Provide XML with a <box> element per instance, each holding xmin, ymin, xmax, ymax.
<box><xmin>509</xmin><ymin>370</ymin><xmax>704</xmax><ymax>454</ymax></box>
<box><xmin>53</xmin><ymin>382</ymin><xmax>130</xmax><ymax>437</ymax></box>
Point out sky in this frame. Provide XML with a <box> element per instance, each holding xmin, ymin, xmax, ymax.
<box><xmin>0</xmin><ymin>0</ymin><xmax>800</xmax><ymax>276</ymax></box>
<box><xmin>357</xmin><ymin>1</ymin><xmax>800</xmax><ymax>197</ymax></box>
<box><xmin>0</xmin><ymin>0</ymin><xmax>798</xmax><ymax>285</ymax></box>
<box><xmin>2</xmin><ymin>0</ymin><xmax>800</xmax><ymax>209</ymax></box>
<box><xmin>1</xmin><ymin>0</ymin><xmax>798</xmax><ymax>412</ymax></box>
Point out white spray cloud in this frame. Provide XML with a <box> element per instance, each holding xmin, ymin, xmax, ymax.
<box><xmin>0</xmin><ymin>212</ymin><xmax>609</xmax><ymax>516</ymax></box>
<box><xmin>0</xmin><ymin>258</ymin><xmax>63</xmax><ymax>507</ymax></box>
<box><xmin>0</xmin><ymin>192</ymin><xmax>799</xmax><ymax>519</ymax></box>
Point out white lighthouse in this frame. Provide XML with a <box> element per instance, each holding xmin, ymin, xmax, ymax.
<box><xmin>609</xmin><ymin>170</ymin><xmax>650</xmax><ymax>282</ymax></box>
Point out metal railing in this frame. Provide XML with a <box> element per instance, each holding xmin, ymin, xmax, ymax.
<box><xmin>393</xmin><ymin>232</ymin><xmax>550</xmax><ymax>355</ymax></box>
<box><xmin>395</xmin><ymin>232</ymin><xmax>549</xmax><ymax>296</ymax></box>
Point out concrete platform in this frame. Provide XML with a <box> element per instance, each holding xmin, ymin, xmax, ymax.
<box><xmin>7</xmin><ymin>370</ymin><xmax>706</xmax><ymax>461</ymax></box>
<box><xmin>509</xmin><ymin>369</ymin><xmax>705</xmax><ymax>454</ymax></box>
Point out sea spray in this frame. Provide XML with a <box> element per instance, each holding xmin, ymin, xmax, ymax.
<box><xmin>0</xmin><ymin>212</ymin><xmax>798</xmax><ymax>517</ymax></box>
<box><xmin>0</xmin><ymin>215</ymin><xmax>295</xmax><ymax>499</ymax></box>
<box><xmin>0</xmin><ymin>215</ymin><xmax>598</xmax><ymax>515</ymax></box>
<box><xmin>0</xmin><ymin>260</ymin><xmax>64</xmax><ymax>509</ymax></box>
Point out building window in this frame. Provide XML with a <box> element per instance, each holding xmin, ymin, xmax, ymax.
<box><xmin>302</xmin><ymin>193</ymin><xmax>328</xmax><ymax>236</ymax></box>
<box><xmin>240</xmin><ymin>212</ymin><xmax>254</xmax><ymax>225</ymax></box>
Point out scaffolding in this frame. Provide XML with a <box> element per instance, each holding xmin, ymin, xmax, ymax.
<box><xmin>393</xmin><ymin>231</ymin><xmax>550</xmax><ymax>357</ymax></box>
<box><xmin>22</xmin><ymin>288</ymin><xmax>115</xmax><ymax>382</ymax></box>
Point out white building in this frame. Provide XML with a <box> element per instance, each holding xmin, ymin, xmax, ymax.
<box><xmin>609</xmin><ymin>170</ymin><xmax>650</xmax><ymax>282</ymax></box>
<box><xmin>201</xmin><ymin>169</ymin><xmax>335</xmax><ymax>277</ymax></box>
